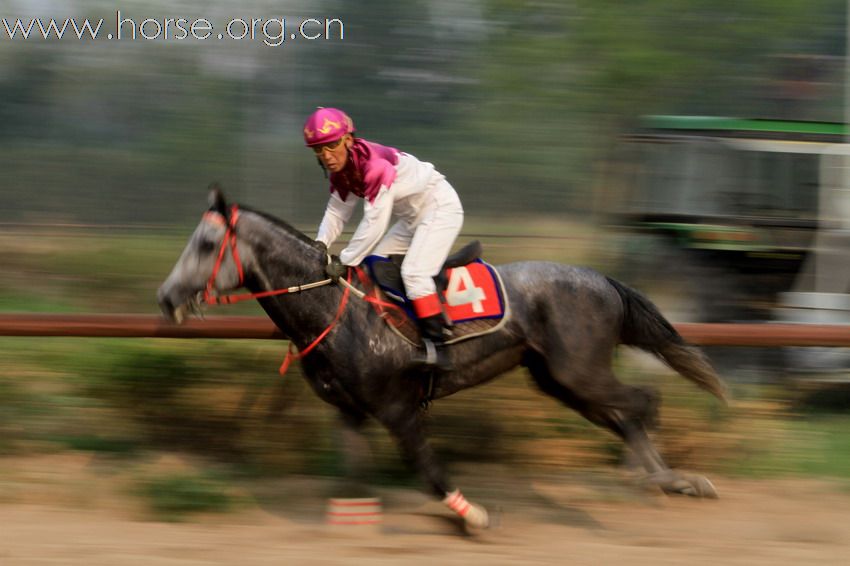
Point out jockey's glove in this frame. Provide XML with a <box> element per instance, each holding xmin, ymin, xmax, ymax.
<box><xmin>325</xmin><ymin>256</ymin><xmax>347</xmax><ymax>281</ymax></box>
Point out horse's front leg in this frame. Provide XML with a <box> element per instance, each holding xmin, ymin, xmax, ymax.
<box><xmin>382</xmin><ymin>410</ymin><xmax>490</xmax><ymax>529</ymax></box>
<box><xmin>337</xmin><ymin>408</ymin><xmax>373</xmax><ymax>492</ymax></box>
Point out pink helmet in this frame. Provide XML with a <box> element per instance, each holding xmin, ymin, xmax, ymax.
<box><xmin>303</xmin><ymin>107</ymin><xmax>355</xmax><ymax>146</ymax></box>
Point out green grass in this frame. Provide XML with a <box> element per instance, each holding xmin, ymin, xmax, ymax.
<box><xmin>718</xmin><ymin>415</ymin><xmax>850</xmax><ymax>480</ymax></box>
<box><xmin>789</xmin><ymin>416</ymin><xmax>850</xmax><ymax>478</ymax></box>
<box><xmin>6</xmin><ymin>331</ymin><xmax>847</xmax><ymax>483</ymax></box>
<box><xmin>0</xmin><ymin>293</ymin><xmax>80</xmax><ymax>313</ymax></box>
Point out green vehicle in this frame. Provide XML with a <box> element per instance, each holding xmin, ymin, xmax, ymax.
<box><xmin>609</xmin><ymin>115</ymin><xmax>849</xmax><ymax>324</ymax></box>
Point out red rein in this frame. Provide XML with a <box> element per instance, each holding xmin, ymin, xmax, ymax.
<box><xmin>278</xmin><ymin>274</ymin><xmax>351</xmax><ymax>375</ymax></box>
<box><xmin>201</xmin><ymin>206</ymin><xmax>350</xmax><ymax>376</ymax></box>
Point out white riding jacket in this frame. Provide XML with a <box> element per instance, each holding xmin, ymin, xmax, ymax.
<box><xmin>316</xmin><ymin>151</ymin><xmax>463</xmax><ymax>300</ymax></box>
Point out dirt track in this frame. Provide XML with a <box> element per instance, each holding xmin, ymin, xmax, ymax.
<box><xmin>1</xmin><ymin>456</ymin><xmax>848</xmax><ymax>566</ymax></box>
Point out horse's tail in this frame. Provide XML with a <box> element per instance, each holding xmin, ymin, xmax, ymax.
<box><xmin>606</xmin><ymin>276</ymin><xmax>729</xmax><ymax>403</ymax></box>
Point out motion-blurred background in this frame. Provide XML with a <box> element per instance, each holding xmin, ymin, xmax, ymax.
<box><xmin>1</xmin><ymin>0</ymin><xmax>849</xmax><ymax>527</ymax></box>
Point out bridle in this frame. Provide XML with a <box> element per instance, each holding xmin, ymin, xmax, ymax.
<box><xmin>200</xmin><ymin>204</ymin><xmax>351</xmax><ymax>375</ymax></box>
<box><xmin>202</xmin><ymin>206</ymin><xmax>244</xmax><ymax>305</ymax></box>
<box><xmin>202</xmin><ymin>205</ymin><xmax>336</xmax><ymax>305</ymax></box>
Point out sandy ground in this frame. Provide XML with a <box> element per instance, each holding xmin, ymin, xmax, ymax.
<box><xmin>1</xmin><ymin>454</ymin><xmax>849</xmax><ymax>566</ymax></box>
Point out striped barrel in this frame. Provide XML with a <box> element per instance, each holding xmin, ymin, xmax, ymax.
<box><xmin>325</xmin><ymin>497</ymin><xmax>382</xmax><ymax>526</ymax></box>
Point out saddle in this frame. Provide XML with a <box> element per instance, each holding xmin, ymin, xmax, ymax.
<box><xmin>361</xmin><ymin>241</ymin><xmax>508</xmax><ymax>345</ymax></box>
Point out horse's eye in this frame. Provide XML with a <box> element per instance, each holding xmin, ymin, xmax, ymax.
<box><xmin>198</xmin><ymin>239</ymin><xmax>216</xmax><ymax>254</ymax></box>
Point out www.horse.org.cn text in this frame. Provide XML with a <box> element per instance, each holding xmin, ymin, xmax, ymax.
<box><xmin>1</xmin><ymin>12</ymin><xmax>345</xmax><ymax>47</ymax></box>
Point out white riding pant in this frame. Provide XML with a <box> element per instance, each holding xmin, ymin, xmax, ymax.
<box><xmin>372</xmin><ymin>178</ymin><xmax>464</xmax><ymax>300</ymax></box>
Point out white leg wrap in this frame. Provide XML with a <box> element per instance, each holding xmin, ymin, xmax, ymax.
<box><xmin>443</xmin><ymin>489</ymin><xmax>489</xmax><ymax>529</ymax></box>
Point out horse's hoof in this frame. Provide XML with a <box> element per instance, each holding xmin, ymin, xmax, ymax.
<box><xmin>464</xmin><ymin>503</ymin><xmax>490</xmax><ymax>529</ymax></box>
<box><xmin>688</xmin><ymin>475</ymin><xmax>719</xmax><ymax>499</ymax></box>
<box><xmin>647</xmin><ymin>471</ymin><xmax>719</xmax><ymax>499</ymax></box>
<box><xmin>444</xmin><ymin>489</ymin><xmax>489</xmax><ymax>529</ymax></box>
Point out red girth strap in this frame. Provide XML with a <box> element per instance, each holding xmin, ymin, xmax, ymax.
<box><xmin>353</xmin><ymin>267</ymin><xmax>410</xmax><ymax>322</ymax></box>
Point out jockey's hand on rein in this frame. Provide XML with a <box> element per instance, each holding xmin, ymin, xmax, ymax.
<box><xmin>325</xmin><ymin>255</ymin><xmax>347</xmax><ymax>281</ymax></box>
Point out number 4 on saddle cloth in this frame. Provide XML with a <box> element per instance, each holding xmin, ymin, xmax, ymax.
<box><xmin>362</xmin><ymin>241</ymin><xmax>509</xmax><ymax>345</ymax></box>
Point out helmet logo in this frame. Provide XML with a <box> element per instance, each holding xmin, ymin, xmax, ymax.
<box><xmin>303</xmin><ymin>108</ymin><xmax>353</xmax><ymax>146</ymax></box>
<box><xmin>318</xmin><ymin>118</ymin><xmax>342</xmax><ymax>134</ymax></box>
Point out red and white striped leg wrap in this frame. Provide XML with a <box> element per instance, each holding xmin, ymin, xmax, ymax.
<box><xmin>443</xmin><ymin>489</ymin><xmax>489</xmax><ymax>529</ymax></box>
<box><xmin>444</xmin><ymin>489</ymin><xmax>471</xmax><ymax>517</ymax></box>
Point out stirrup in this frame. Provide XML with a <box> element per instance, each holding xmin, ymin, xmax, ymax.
<box><xmin>412</xmin><ymin>339</ymin><xmax>453</xmax><ymax>372</ymax></box>
<box><xmin>423</xmin><ymin>339</ymin><xmax>439</xmax><ymax>365</ymax></box>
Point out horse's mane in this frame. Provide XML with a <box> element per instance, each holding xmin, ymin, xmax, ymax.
<box><xmin>238</xmin><ymin>204</ymin><xmax>321</xmax><ymax>248</ymax></box>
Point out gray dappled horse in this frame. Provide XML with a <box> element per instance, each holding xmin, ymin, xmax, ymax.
<box><xmin>158</xmin><ymin>189</ymin><xmax>728</xmax><ymax>529</ymax></box>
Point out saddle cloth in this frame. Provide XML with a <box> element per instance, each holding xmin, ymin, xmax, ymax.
<box><xmin>361</xmin><ymin>254</ymin><xmax>508</xmax><ymax>345</ymax></box>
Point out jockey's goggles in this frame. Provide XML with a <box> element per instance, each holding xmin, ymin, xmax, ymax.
<box><xmin>311</xmin><ymin>137</ymin><xmax>346</xmax><ymax>154</ymax></box>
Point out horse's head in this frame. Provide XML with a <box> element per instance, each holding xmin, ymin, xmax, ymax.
<box><xmin>157</xmin><ymin>187</ymin><xmax>254</xmax><ymax>324</ymax></box>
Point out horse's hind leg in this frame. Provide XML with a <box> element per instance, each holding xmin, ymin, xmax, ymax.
<box><xmin>605</xmin><ymin>409</ymin><xmax>719</xmax><ymax>498</ymax></box>
<box><xmin>526</xmin><ymin>352</ymin><xmax>718</xmax><ymax>498</ymax></box>
<box><xmin>377</xmin><ymin>410</ymin><xmax>490</xmax><ymax>529</ymax></box>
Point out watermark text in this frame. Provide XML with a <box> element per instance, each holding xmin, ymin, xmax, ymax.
<box><xmin>1</xmin><ymin>11</ymin><xmax>344</xmax><ymax>47</ymax></box>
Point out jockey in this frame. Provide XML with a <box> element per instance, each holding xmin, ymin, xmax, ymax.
<box><xmin>305</xmin><ymin>107</ymin><xmax>463</xmax><ymax>370</ymax></box>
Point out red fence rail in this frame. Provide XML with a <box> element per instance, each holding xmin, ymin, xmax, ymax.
<box><xmin>0</xmin><ymin>314</ymin><xmax>285</xmax><ymax>340</ymax></box>
<box><xmin>0</xmin><ymin>314</ymin><xmax>849</xmax><ymax>346</ymax></box>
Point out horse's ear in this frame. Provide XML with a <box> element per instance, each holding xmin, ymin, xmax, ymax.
<box><xmin>207</xmin><ymin>183</ymin><xmax>228</xmax><ymax>217</ymax></box>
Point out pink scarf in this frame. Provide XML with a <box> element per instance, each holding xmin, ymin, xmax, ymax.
<box><xmin>330</xmin><ymin>138</ymin><xmax>400</xmax><ymax>203</ymax></box>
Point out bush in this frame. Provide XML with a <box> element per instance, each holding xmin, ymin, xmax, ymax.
<box><xmin>86</xmin><ymin>346</ymin><xmax>197</xmax><ymax>404</ymax></box>
<box><xmin>137</xmin><ymin>472</ymin><xmax>239</xmax><ymax>521</ymax></box>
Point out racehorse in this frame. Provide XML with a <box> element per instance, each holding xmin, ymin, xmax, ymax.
<box><xmin>157</xmin><ymin>188</ymin><xmax>728</xmax><ymax>529</ymax></box>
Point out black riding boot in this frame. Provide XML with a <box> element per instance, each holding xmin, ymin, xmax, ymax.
<box><xmin>411</xmin><ymin>314</ymin><xmax>453</xmax><ymax>371</ymax></box>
